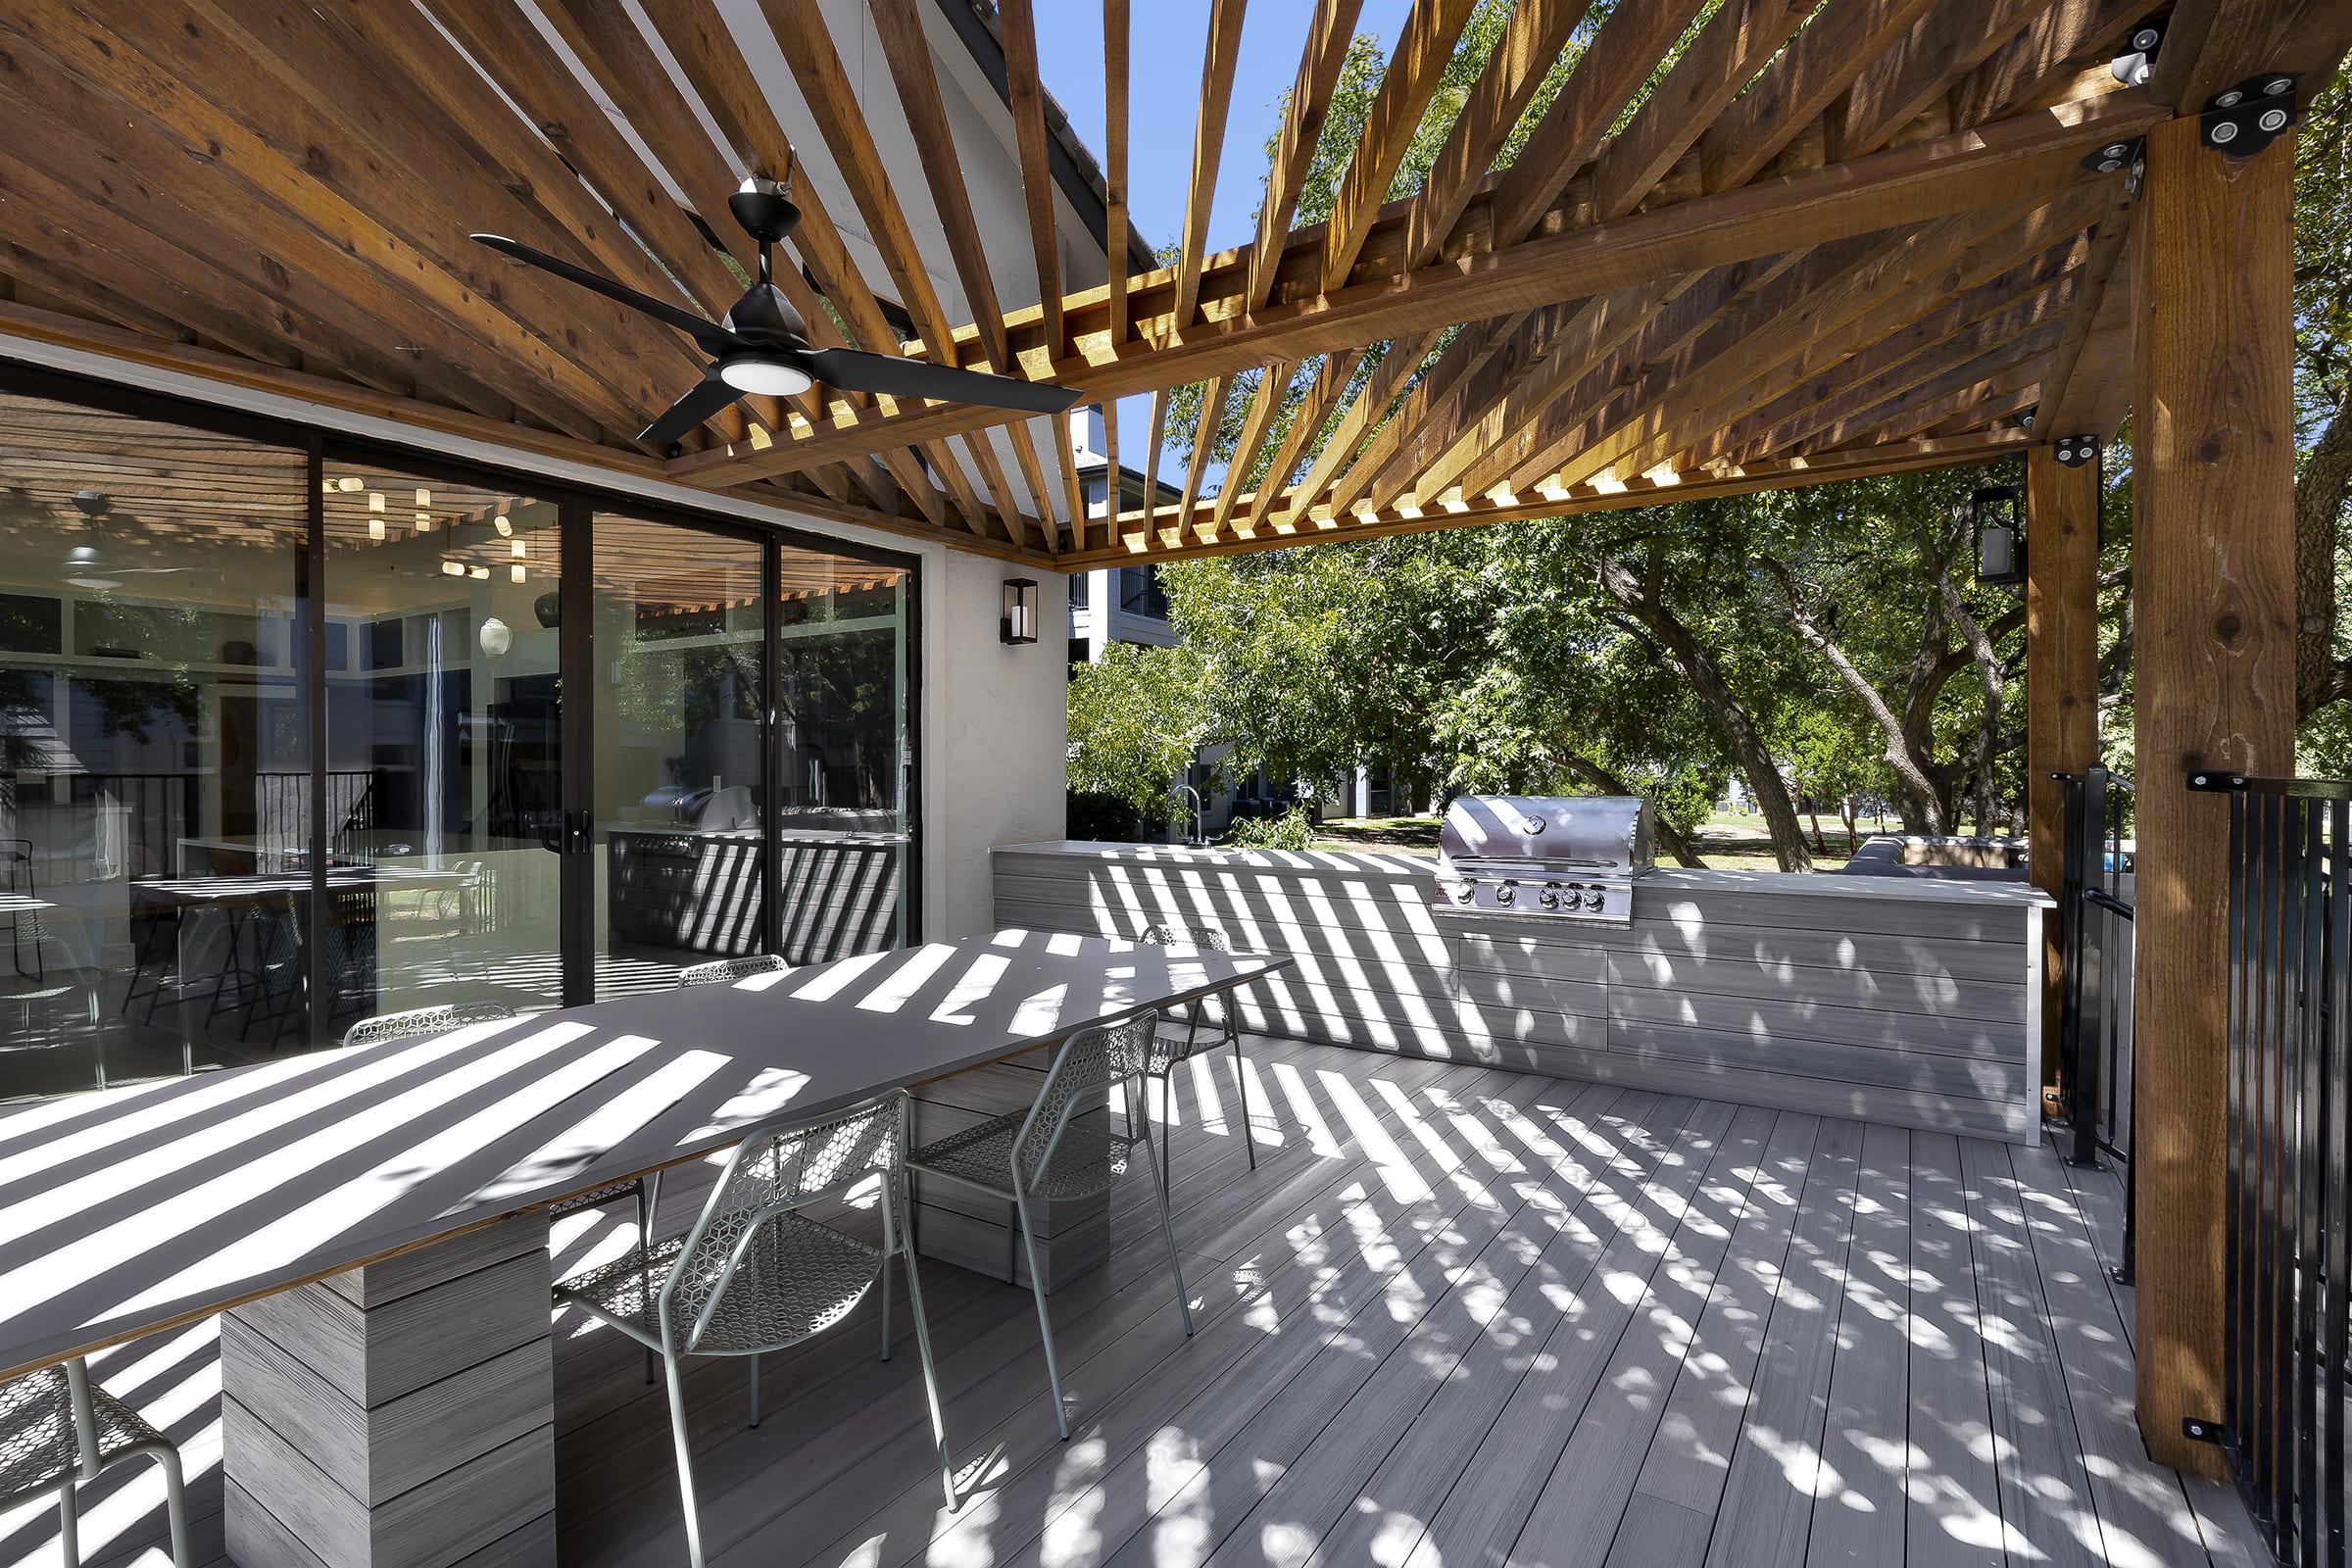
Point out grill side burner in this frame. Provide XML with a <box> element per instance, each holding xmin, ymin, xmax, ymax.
<box><xmin>1433</xmin><ymin>794</ymin><xmax>1655</xmax><ymax>926</ymax></box>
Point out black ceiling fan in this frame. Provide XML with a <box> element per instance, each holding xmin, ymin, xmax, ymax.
<box><xmin>473</xmin><ymin>176</ymin><xmax>1079</xmax><ymax>452</ymax></box>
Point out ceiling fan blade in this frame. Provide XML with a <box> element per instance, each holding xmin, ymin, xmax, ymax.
<box><xmin>801</xmin><ymin>349</ymin><xmax>1082</xmax><ymax>415</ymax></box>
<box><xmin>637</xmin><ymin>371</ymin><xmax>749</xmax><ymax>449</ymax></box>
<box><xmin>472</xmin><ymin>234</ymin><xmax>743</xmax><ymax>358</ymax></box>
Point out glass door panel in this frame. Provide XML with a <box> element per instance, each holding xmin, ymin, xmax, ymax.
<box><xmin>775</xmin><ymin>546</ymin><xmax>910</xmax><ymax>961</ymax></box>
<box><xmin>589</xmin><ymin>514</ymin><xmax>765</xmax><ymax>997</ymax></box>
<box><xmin>0</xmin><ymin>392</ymin><xmax>308</xmax><ymax>1096</ymax></box>
<box><xmin>322</xmin><ymin>467</ymin><xmax>564</xmax><ymax>1021</ymax></box>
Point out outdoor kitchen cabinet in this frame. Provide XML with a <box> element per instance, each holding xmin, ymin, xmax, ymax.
<box><xmin>993</xmin><ymin>841</ymin><xmax>2047</xmax><ymax>1144</ymax></box>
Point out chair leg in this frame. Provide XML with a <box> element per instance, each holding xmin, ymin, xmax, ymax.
<box><xmin>1012</xmin><ymin>1189</ymin><xmax>1068</xmax><ymax>1440</ymax></box>
<box><xmin>58</xmin><ymin>1482</ymin><xmax>78</xmax><ymax>1568</ymax></box>
<box><xmin>660</xmin><ymin>1349</ymin><xmax>709</xmax><ymax>1568</ymax></box>
<box><xmin>748</xmin><ymin>1352</ymin><xmax>761</xmax><ymax>1429</ymax></box>
<box><xmin>1229</xmin><ymin>1024</ymin><xmax>1257</xmax><ymax>1170</ymax></box>
<box><xmin>887</xmin><ymin>1183</ymin><xmax>956</xmax><ymax>1510</ymax></box>
<box><xmin>636</xmin><ymin>1182</ymin><xmax>658</xmax><ymax>1386</ymax></box>
<box><xmin>155</xmin><ymin>1444</ymin><xmax>192</xmax><ymax>1568</ymax></box>
<box><xmin>1136</xmin><ymin>1110</ymin><xmax>1195</xmax><ymax>1337</ymax></box>
<box><xmin>1004</xmin><ymin>1200</ymin><xmax>1018</xmax><ymax>1285</ymax></box>
<box><xmin>879</xmin><ymin>1236</ymin><xmax>895</xmax><ymax>1363</ymax></box>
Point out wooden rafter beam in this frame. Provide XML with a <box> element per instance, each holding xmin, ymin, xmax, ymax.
<box><xmin>1081</xmin><ymin>429</ymin><xmax>2035</xmax><ymax>564</ymax></box>
<box><xmin>1171</xmin><ymin>0</ymin><xmax>1250</xmax><ymax>335</ymax></box>
<box><xmin>675</xmin><ymin>91</ymin><xmax>2161</xmax><ymax>486</ymax></box>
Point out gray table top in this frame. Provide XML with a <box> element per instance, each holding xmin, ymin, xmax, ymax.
<box><xmin>0</xmin><ymin>929</ymin><xmax>1289</xmax><ymax>1379</ymax></box>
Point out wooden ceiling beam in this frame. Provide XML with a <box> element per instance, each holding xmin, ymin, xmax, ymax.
<box><xmin>1085</xmin><ymin>428</ymin><xmax>2036</xmax><ymax>564</ymax></box>
<box><xmin>1695</xmin><ymin>0</ymin><xmax>1945</xmax><ymax>193</ymax></box>
<box><xmin>1178</xmin><ymin>375</ymin><xmax>1231</xmax><ymax>524</ymax></box>
<box><xmin>1949</xmin><ymin>0</ymin><xmax>2165</xmax><ymax>130</ymax></box>
<box><xmin>1592</xmin><ymin>0</ymin><xmax>1817</xmax><ymax>220</ymax></box>
<box><xmin>1562</xmin><ymin>192</ymin><xmax>2101</xmax><ymax>493</ymax></box>
<box><xmin>1319</xmin><ymin>0</ymin><xmax>1485</xmax><ymax>291</ymax></box>
<box><xmin>1208</xmin><ymin>359</ymin><xmax>1298</xmax><ymax>537</ymax></box>
<box><xmin>678</xmin><ymin>90</ymin><xmax>2158</xmax><ymax>485</ymax></box>
<box><xmin>1687</xmin><ymin>235</ymin><xmax>2088</xmax><ymax>465</ymax></box>
<box><xmin>0</xmin><ymin>10</ymin><xmax>612</xmax><ymax>440</ymax></box>
<box><xmin>1280</xmin><ymin>331</ymin><xmax>1440</xmax><ymax>525</ymax></box>
<box><xmin>1102</xmin><ymin>0</ymin><xmax>1132</xmax><ymax>348</ymax></box>
<box><xmin>0</xmin><ymin>298</ymin><xmax>1054</xmax><ymax>565</ymax></box>
<box><xmin>997</xmin><ymin>0</ymin><xmax>1069</xmax><ymax>359</ymax></box>
<box><xmin>1488</xmin><ymin>0</ymin><xmax>1712</xmax><ymax>247</ymax></box>
<box><xmin>1249</xmin><ymin>0</ymin><xmax>1365</xmax><ymax>313</ymax></box>
<box><xmin>1401</xmin><ymin>0</ymin><xmax>1600</xmax><ymax>267</ymax></box>
<box><xmin>1169</xmin><ymin>0</ymin><xmax>1250</xmax><ymax>335</ymax></box>
<box><xmin>1829</xmin><ymin>0</ymin><xmax>2067</xmax><ymax>160</ymax></box>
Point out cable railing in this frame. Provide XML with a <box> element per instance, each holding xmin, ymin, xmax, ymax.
<box><xmin>2194</xmin><ymin>767</ymin><xmax>2350</xmax><ymax>1567</ymax></box>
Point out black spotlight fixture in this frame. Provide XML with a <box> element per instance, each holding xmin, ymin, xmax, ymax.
<box><xmin>2111</xmin><ymin>19</ymin><xmax>2162</xmax><ymax>87</ymax></box>
<box><xmin>1974</xmin><ymin>484</ymin><xmax>2025</xmax><ymax>588</ymax></box>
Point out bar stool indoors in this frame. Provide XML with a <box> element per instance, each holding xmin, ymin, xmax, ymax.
<box><xmin>906</xmin><ymin>1011</ymin><xmax>1191</xmax><ymax>1440</ymax></box>
<box><xmin>1138</xmin><ymin>924</ymin><xmax>1258</xmax><ymax>1177</ymax></box>
<box><xmin>0</xmin><ymin>1358</ymin><xmax>190</xmax><ymax>1568</ymax></box>
<box><xmin>555</xmin><ymin>1091</ymin><xmax>955</xmax><ymax>1568</ymax></box>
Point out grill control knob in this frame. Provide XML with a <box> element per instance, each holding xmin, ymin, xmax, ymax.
<box><xmin>1495</xmin><ymin>883</ymin><xmax>1517</xmax><ymax>906</ymax></box>
<box><xmin>1539</xmin><ymin>884</ymin><xmax>1562</xmax><ymax>909</ymax></box>
<box><xmin>1582</xmin><ymin>889</ymin><xmax>1605</xmax><ymax>912</ymax></box>
<box><xmin>1453</xmin><ymin>883</ymin><xmax>1477</xmax><ymax>905</ymax></box>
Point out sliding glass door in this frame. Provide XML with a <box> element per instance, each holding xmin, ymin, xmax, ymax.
<box><xmin>586</xmin><ymin>514</ymin><xmax>767</xmax><ymax>997</ymax></box>
<box><xmin>0</xmin><ymin>368</ymin><xmax>919</xmax><ymax>1092</ymax></box>
<box><xmin>321</xmin><ymin>466</ymin><xmax>565</xmax><ymax>1020</ymax></box>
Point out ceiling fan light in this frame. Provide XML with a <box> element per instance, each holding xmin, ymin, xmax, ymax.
<box><xmin>718</xmin><ymin>355</ymin><xmax>812</xmax><ymax>398</ymax></box>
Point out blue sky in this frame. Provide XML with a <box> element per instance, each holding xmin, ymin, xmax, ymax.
<box><xmin>1034</xmin><ymin>1</ymin><xmax>1417</xmax><ymax>499</ymax></box>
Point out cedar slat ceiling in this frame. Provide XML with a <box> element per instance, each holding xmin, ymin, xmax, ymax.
<box><xmin>0</xmin><ymin>0</ymin><xmax>2344</xmax><ymax>568</ymax></box>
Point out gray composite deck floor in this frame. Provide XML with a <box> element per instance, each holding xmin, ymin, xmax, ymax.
<box><xmin>3</xmin><ymin>1037</ymin><xmax>2266</xmax><ymax>1568</ymax></box>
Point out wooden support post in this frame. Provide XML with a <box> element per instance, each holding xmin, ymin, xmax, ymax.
<box><xmin>2130</xmin><ymin>112</ymin><xmax>2298</xmax><ymax>1476</ymax></box>
<box><xmin>2026</xmin><ymin>444</ymin><xmax>2101</xmax><ymax>1099</ymax></box>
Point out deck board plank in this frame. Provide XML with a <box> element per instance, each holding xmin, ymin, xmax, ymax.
<box><xmin>0</xmin><ymin>1039</ymin><xmax>2234</xmax><ymax>1568</ymax></box>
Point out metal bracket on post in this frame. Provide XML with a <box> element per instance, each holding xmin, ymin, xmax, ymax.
<box><xmin>2200</xmin><ymin>74</ymin><xmax>2299</xmax><ymax>158</ymax></box>
<box><xmin>2080</xmin><ymin>136</ymin><xmax>2146</xmax><ymax>199</ymax></box>
<box><xmin>2186</xmin><ymin>770</ymin><xmax>2247</xmax><ymax>794</ymax></box>
<box><xmin>2053</xmin><ymin>434</ymin><xmax>2099</xmax><ymax>468</ymax></box>
<box><xmin>2181</xmin><ymin>1416</ymin><xmax>2228</xmax><ymax>1446</ymax></box>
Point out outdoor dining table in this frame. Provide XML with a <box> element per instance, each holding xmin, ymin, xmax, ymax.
<box><xmin>0</xmin><ymin>927</ymin><xmax>1289</xmax><ymax>1568</ymax></box>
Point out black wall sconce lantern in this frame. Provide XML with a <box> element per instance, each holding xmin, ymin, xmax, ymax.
<box><xmin>1974</xmin><ymin>484</ymin><xmax>2025</xmax><ymax>587</ymax></box>
<box><xmin>1002</xmin><ymin>576</ymin><xmax>1039</xmax><ymax>645</ymax></box>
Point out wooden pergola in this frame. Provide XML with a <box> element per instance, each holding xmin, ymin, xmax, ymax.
<box><xmin>0</xmin><ymin>0</ymin><xmax>2345</xmax><ymax>1484</ymax></box>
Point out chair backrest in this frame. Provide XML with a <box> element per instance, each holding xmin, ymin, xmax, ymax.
<box><xmin>662</xmin><ymin>1091</ymin><xmax>904</xmax><ymax>1354</ymax></box>
<box><xmin>342</xmin><ymin>999</ymin><xmax>516</xmax><ymax>1050</ymax></box>
<box><xmin>1141</xmin><ymin>923</ymin><xmax>1230</xmax><ymax>952</ymax></box>
<box><xmin>675</xmin><ymin>954</ymin><xmax>789</xmax><ymax>988</ymax></box>
<box><xmin>1013</xmin><ymin>1011</ymin><xmax>1158</xmax><ymax>1186</ymax></box>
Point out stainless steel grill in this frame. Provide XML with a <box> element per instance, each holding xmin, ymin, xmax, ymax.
<box><xmin>1432</xmin><ymin>794</ymin><xmax>1655</xmax><ymax>926</ymax></box>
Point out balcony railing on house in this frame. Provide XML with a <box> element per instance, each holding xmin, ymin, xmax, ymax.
<box><xmin>2054</xmin><ymin>765</ymin><xmax>2136</xmax><ymax>1275</ymax></box>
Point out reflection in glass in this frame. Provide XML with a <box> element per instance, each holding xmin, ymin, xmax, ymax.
<box><xmin>775</xmin><ymin>546</ymin><xmax>909</xmax><ymax>959</ymax></box>
<box><xmin>0</xmin><ymin>393</ymin><xmax>307</xmax><ymax>1097</ymax></box>
<box><xmin>594</xmin><ymin>517</ymin><xmax>766</xmax><ymax>996</ymax></box>
<box><xmin>323</xmin><ymin>470</ymin><xmax>564</xmax><ymax>1020</ymax></box>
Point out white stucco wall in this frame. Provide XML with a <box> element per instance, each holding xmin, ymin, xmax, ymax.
<box><xmin>921</xmin><ymin>552</ymin><xmax>1068</xmax><ymax>937</ymax></box>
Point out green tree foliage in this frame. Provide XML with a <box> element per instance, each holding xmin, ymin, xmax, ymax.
<box><xmin>1065</xmin><ymin>640</ymin><xmax>1211</xmax><ymax>817</ymax></box>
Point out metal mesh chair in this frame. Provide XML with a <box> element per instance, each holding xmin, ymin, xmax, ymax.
<box><xmin>556</xmin><ymin>1092</ymin><xmax>954</xmax><ymax>1568</ymax></box>
<box><xmin>340</xmin><ymin>999</ymin><xmax>519</xmax><ymax>1051</ymax></box>
<box><xmin>0</xmin><ymin>1358</ymin><xmax>189</xmax><ymax>1568</ymax></box>
<box><xmin>907</xmin><ymin>1011</ymin><xmax>1191</xmax><ymax>1440</ymax></box>
<box><xmin>1138</xmin><ymin>924</ymin><xmax>1259</xmax><ymax>1177</ymax></box>
<box><xmin>675</xmin><ymin>953</ymin><xmax>790</xmax><ymax>987</ymax></box>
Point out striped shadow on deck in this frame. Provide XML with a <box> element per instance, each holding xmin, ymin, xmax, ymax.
<box><xmin>0</xmin><ymin>1041</ymin><xmax>2261</xmax><ymax>1568</ymax></box>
